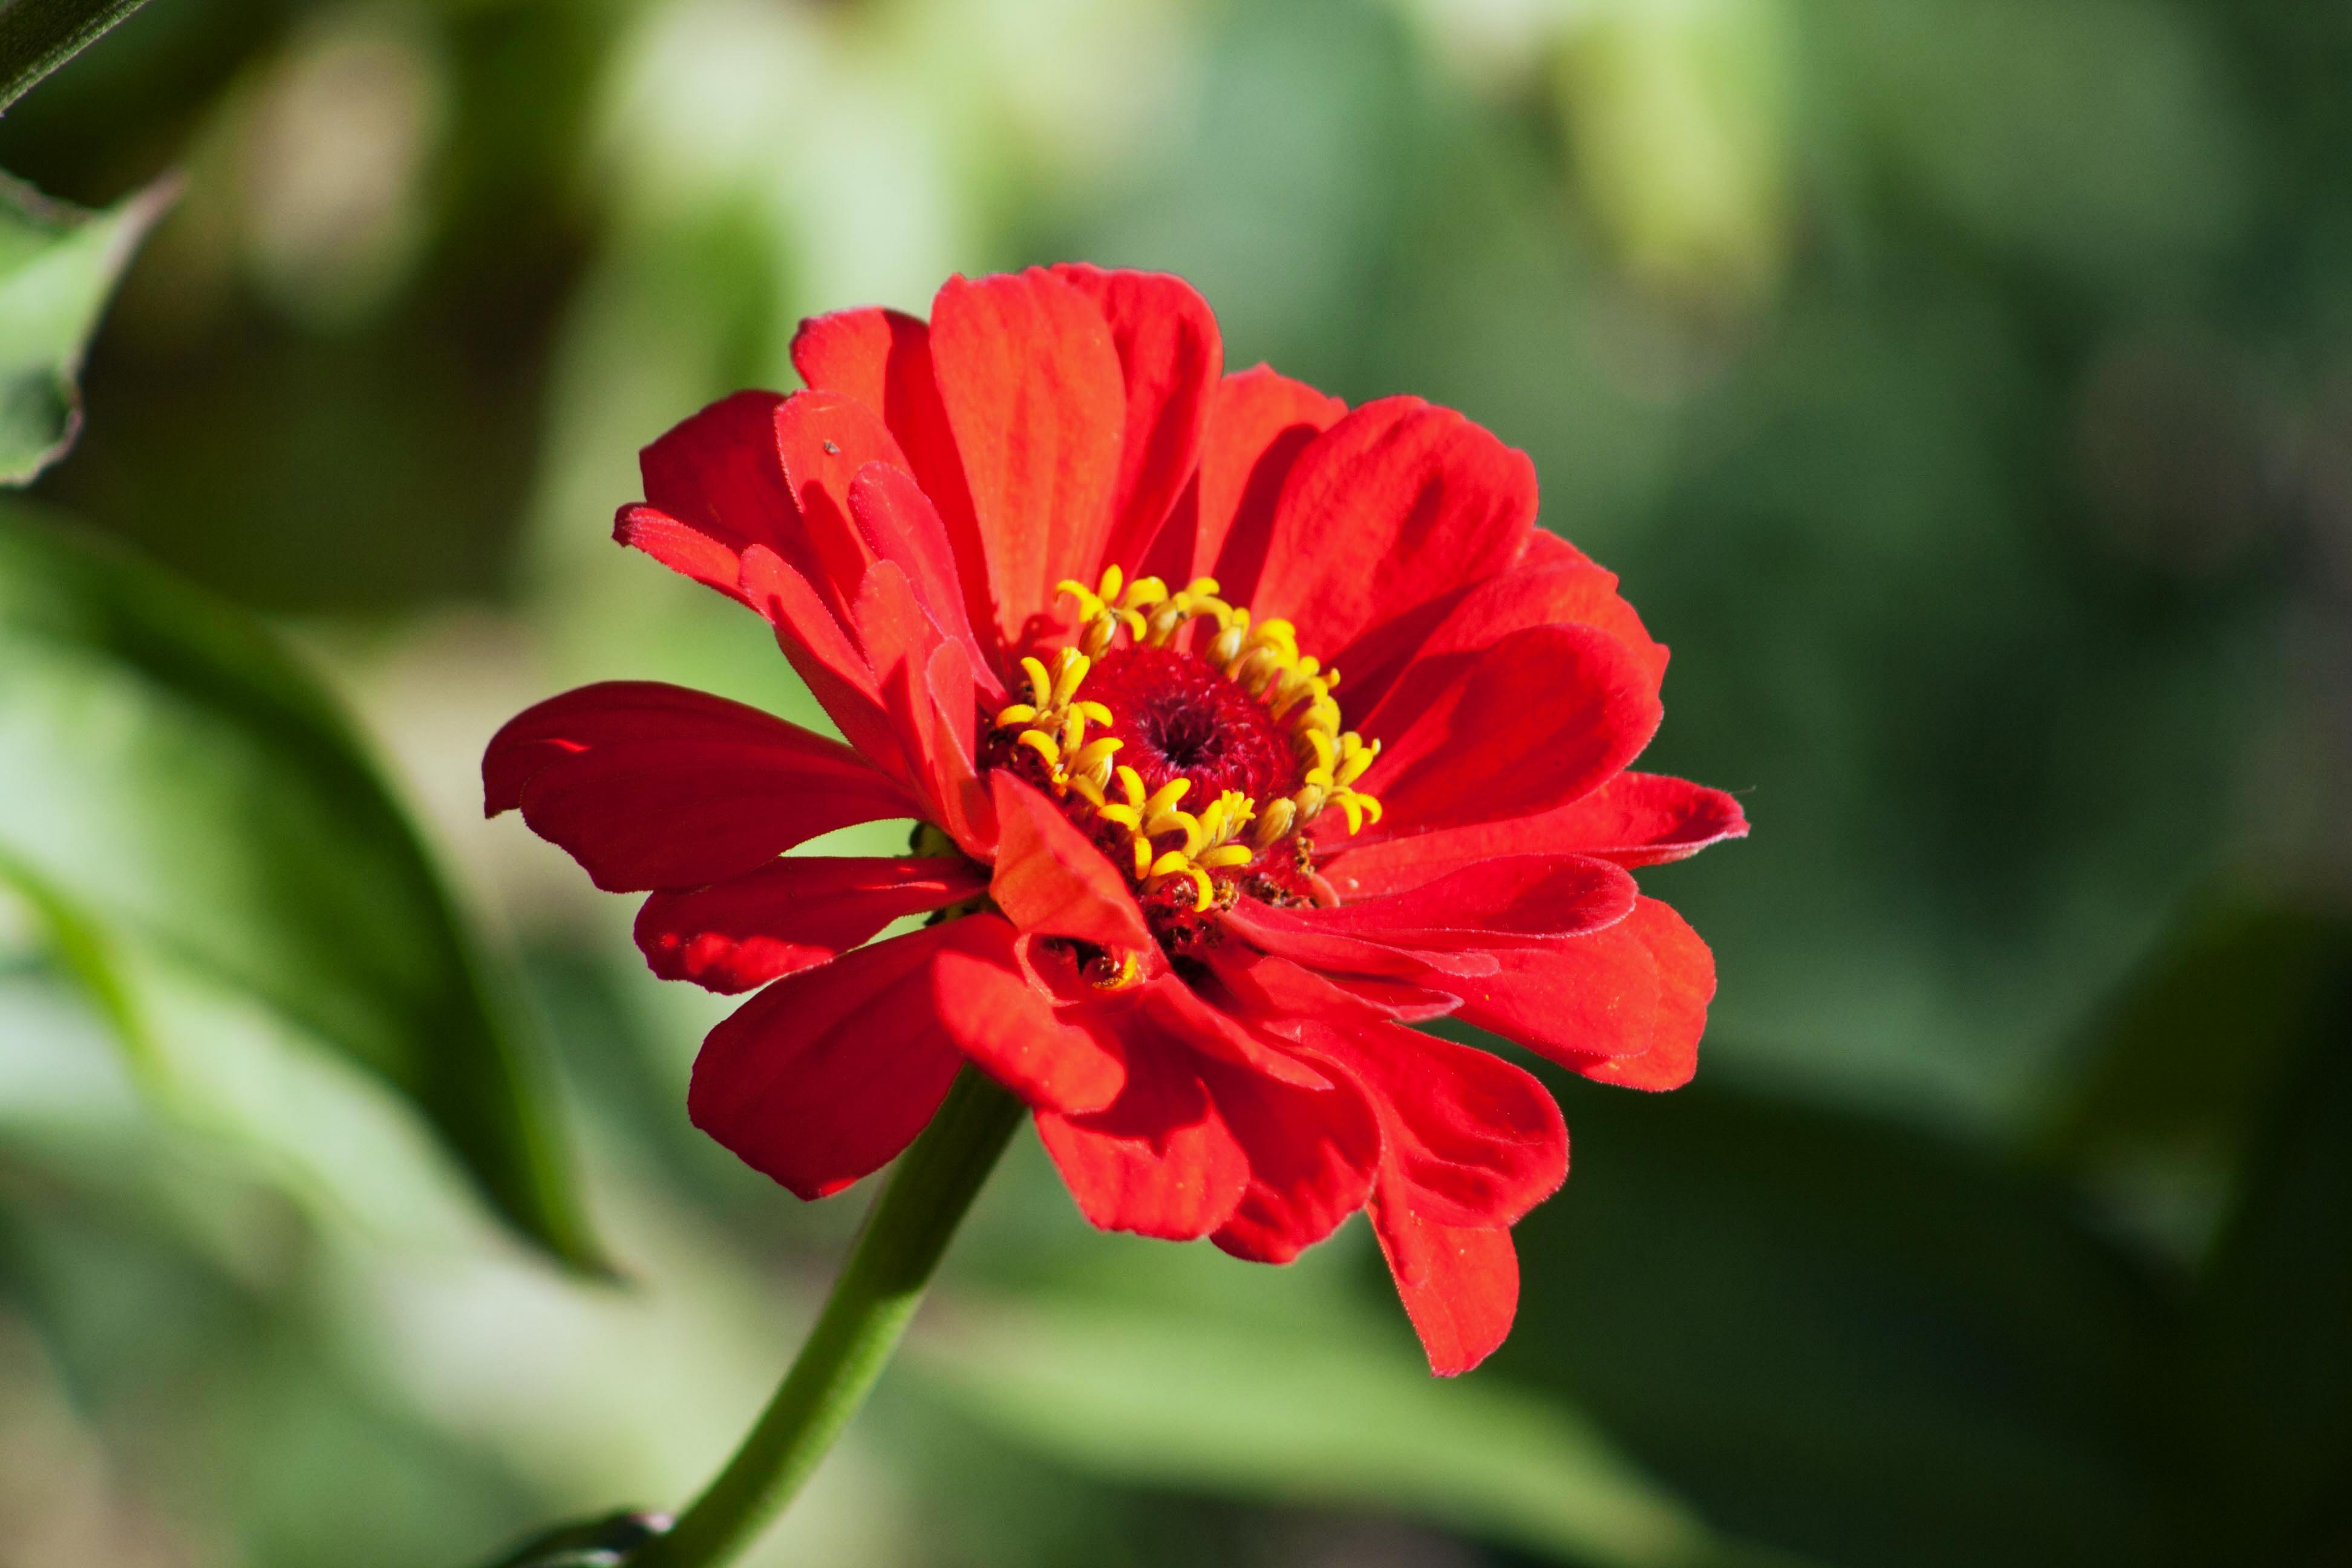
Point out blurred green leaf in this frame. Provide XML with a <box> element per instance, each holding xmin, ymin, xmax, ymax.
<box><xmin>0</xmin><ymin>169</ymin><xmax>168</xmax><ymax>483</ymax></box>
<box><xmin>0</xmin><ymin>0</ymin><xmax>152</xmax><ymax>112</ymax></box>
<box><xmin>2045</xmin><ymin>898</ymin><xmax>2352</xmax><ymax>1175</ymax></box>
<box><xmin>2187</xmin><ymin>981</ymin><xmax>2352</xmax><ymax>1563</ymax></box>
<box><xmin>1489</xmin><ymin>1076</ymin><xmax>2186</xmax><ymax>1568</ymax></box>
<box><xmin>0</xmin><ymin>508</ymin><xmax>606</xmax><ymax>1272</ymax></box>
<box><xmin>912</xmin><ymin>1289</ymin><xmax>1798</xmax><ymax>1568</ymax></box>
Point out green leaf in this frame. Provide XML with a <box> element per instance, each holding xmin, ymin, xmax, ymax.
<box><xmin>0</xmin><ymin>169</ymin><xmax>170</xmax><ymax>485</ymax></box>
<box><xmin>0</xmin><ymin>0</ymin><xmax>155</xmax><ymax>113</ymax></box>
<box><xmin>1490</xmin><ymin>1075</ymin><xmax>2186</xmax><ymax>1568</ymax></box>
<box><xmin>910</xmin><ymin>1283</ymin><xmax>1798</xmax><ymax>1568</ymax></box>
<box><xmin>2043</xmin><ymin>897</ymin><xmax>2352</xmax><ymax>1176</ymax></box>
<box><xmin>2188</xmin><ymin>984</ymin><xmax>2352</xmax><ymax>1561</ymax></box>
<box><xmin>0</xmin><ymin>507</ymin><xmax>607</xmax><ymax>1271</ymax></box>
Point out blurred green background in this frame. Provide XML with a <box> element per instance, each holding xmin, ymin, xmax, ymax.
<box><xmin>1</xmin><ymin>0</ymin><xmax>2347</xmax><ymax>1564</ymax></box>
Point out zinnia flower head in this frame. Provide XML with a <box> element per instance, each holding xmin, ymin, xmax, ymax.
<box><xmin>486</xmin><ymin>265</ymin><xmax>1746</xmax><ymax>1374</ymax></box>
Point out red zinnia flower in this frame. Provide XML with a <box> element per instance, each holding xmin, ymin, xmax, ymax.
<box><xmin>486</xmin><ymin>265</ymin><xmax>1745</xmax><ymax>1374</ymax></box>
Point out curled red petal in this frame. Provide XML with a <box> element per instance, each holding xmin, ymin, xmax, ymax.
<box><xmin>848</xmin><ymin>461</ymin><xmax>998</xmax><ymax>696</ymax></box>
<box><xmin>848</xmin><ymin>560</ymin><xmax>993</xmax><ymax>849</ymax></box>
<box><xmin>1207</xmin><ymin>947</ymin><xmax>1460</xmax><ymax>1027</ymax></box>
<box><xmin>1264</xmin><ymin>855</ymin><xmax>1638</xmax><ymax>952</ymax></box>
<box><xmin>1323</xmin><ymin>772</ymin><xmax>1748</xmax><ymax>901</ymax></box>
<box><xmin>636</xmin><ymin>390</ymin><xmax>811</xmax><ymax>578</ymax></box>
<box><xmin>988</xmin><ymin>771</ymin><xmax>1158</xmax><ymax>958</ymax></box>
<box><xmin>1249</xmin><ymin>396</ymin><xmax>1534</xmax><ymax>654</ymax></box>
<box><xmin>1034</xmin><ymin>1031</ymin><xmax>1249</xmax><ymax>1240</ymax></box>
<box><xmin>1221</xmin><ymin>895</ymin><xmax>1500</xmax><ymax>982</ymax></box>
<box><xmin>1295</xmin><ymin>1021</ymin><xmax>1567</xmax><ymax>1232</ymax></box>
<box><xmin>687</xmin><ymin>924</ymin><xmax>968</xmax><ymax>1200</ymax></box>
<box><xmin>930</xmin><ymin>918</ymin><xmax>1128</xmax><ymax>1116</ymax></box>
<box><xmin>772</xmin><ymin>390</ymin><xmax>912</xmax><ymax>617</ymax></box>
<box><xmin>1448</xmin><ymin>898</ymin><xmax>1713</xmax><ymax>1092</ymax></box>
<box><xmin>483</xmin><ymin>681</ymin><xmax>914</xmax><ymax>892</ymax></box>
<box><xmin>633</xmin><ymin>855</ymin><xmax>987</xmax><ymax>994</ymax></box>
<box><xmin>1347</xmin><ymin>622</ymin><xmax>1662</xmax><ymax>844</ymax></box>
<box><xmin>791</xmin><ymin>305</ymin><xmax>995</xmax><ymax>657</ymax></box>
<box><xmin>731</xmin><ymin>544</ymin><xmax>910</xmax><ymax>782</ymax></box>
<box><xmin>1050</xmin><ymin>264</ymin><xmax>1224</xmax><ymax>574</ymax></box>
<box><xmin>1339</xmin><ymin>550</ymin><xmax>1671</xmax><ymax>722</ymax></box>
<box><xmin>1368</xmin><ymin>1178</ymin><xmax>1520</xmax><ymax>1377</ymax></box>
<box><xmin>930</xmin><ymin>269</ymin><xmax>1128</xmax><ymax>647</ymax></box>
<box><xmin>1205</xmin><ymin>1056</ymin><xmax>1380</xmax><ymax>1265</ymax></box>
<box><xmin>613</xmin><ymin>503</ymin><xmax>760</xmax><ymax>610</ymax></box>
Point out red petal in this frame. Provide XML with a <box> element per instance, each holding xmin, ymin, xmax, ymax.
<box><xmin>791</xmin><ymin>306</ymin><xmax>990</xmax><ymax>650</ymax></box>
<box><xmin>1368</xmin><ymin>1179</ymin><xmax>1520</xmax><ymax>1376</ymax></box>
<box><xmin>1174</xmin><ymin>365</ymin><xmax>1352</xmax><ymax>595</ymax></box>
<box><xmin>847</xmin><ymin>462</ymin><xmax>997</xmax><ymax>695</ymax></box>
<box><xmin>636</xmin><ymin>390</ymin><xmax>813</xmax><ymax>579</ymax></box>
<box><xmin>1345</xmin><ymin>622</ymin><xmax>1662</xmax><ymax>844</ymax></box>
<box><xmin>733</xmin><ymin>544</ymin><xmax>909</xmax><ymax>782</ymax></box>
<box><xmin>483</xmin><ymin>682</ymin><xmax>914</xmax><ymax>892</ymax></box>
<box><xmin>772</xmin><ymin>390</ymin><xmax>913</xmax><ymax>618</ymax></box>
<box><xmin>930</xmin><ymin>918</ymin><xmax>1128</xmax><ymax>1115</ymax></box>
<box><xmin>1260</xmin><ymin>855</ymin><xmax>1638</xmax><ymax>952</ymax></box>
<box><xmin>1324</xmin><ymin>772</ymin><xmax>1747</xmax><ymax>901</ymax></box>
<box><xmin>1250</xmin><ymin>397</ymin><xmax>1534</xmax><ymax>655</ymax></box>
<box><xmin>1206</xmin><ymin>1057</ymin><xmax>1380</xmax><ymax>1264</ymax></box>
<box><xmin>987</xmin><ymin>772</ymin><xmax>1158</xmax><ymax>958</ymax></box>
<box><xmin>1221</xmin><ymin>896</ymin><xmax>1501</xmax><ymax>983</ymax></box>
<box><xmin>687</xmin><ymin>924</ymin><xmax>968</xmax><ymax>1200</ymax></box>
<box><xmin>613</xmin><ymin>503</ymin><xmax>762</xmax><ymax>609</ymax></box>
<box><xmin>1518</xmin><ymin>528</ymin><xmax>1592</xmax><ymax>569</ymax></box>
<box><xmin>1132</xmin><ymin>973</ymin><xmax>1334</xmax><ymax>1090</ymax></box>
<box><xmin>633</xmin><ymin>855</ymin><xmax>987</xmax><ymax>993</ymax></box>
<box><xmin>1049</xmin><ymin>264</ymin><xmax>1224</xmax><ymax>574</ymax></box>
<box><xmin>1295</xmin><ymin>1021</ymin><xmax>1567</xmax><ymax>1231</ymax></box>
<box><xmin>1338</xmin><ymin>551</ymin><xmax>1671</xmax><ymax>724</ymax></box>
<box><xmin>1446</xmin><ymin>898</ymin><xmax>1713</xmax><ymax>1091</ymax></box>
<box><xmin>1209</xmin><ymin>948</ymin><xmax>1461</xmax><ymax>1027</ymax></box>
<box><xmin>1034</xmin><ymin>1031</ymin><xmax>1249</xmax><ymax>1240</ymax></box>
<box><xmin>849</xmin><ymin>561</ymin><xmax>993</xmax><ymax>848</ymax></box>
<box><xmin>929</xmin><ymin>269</ymin><xmax>1129</xmax><ymax>646</ymax></box>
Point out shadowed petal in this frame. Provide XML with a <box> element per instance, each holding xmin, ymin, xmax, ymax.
<box><xmin>483</xmin><ymin>681</ymin><xmax>914</xmax><ymax>892</ymax></box>
<box><xmin>1249</xmin><ymin>396</ymin><xmax>1534</xmax><ymax>654</ymax></box>
<box><xmin>791</xmin><ymin>305</ymin><xmax>990</xmax><ymax>649</ymax></box>
<box><xmin>634</xmin><ymin>855</ymin><xmax>987</xmax><ymax>993</ymax></box>
<box><xmin>1294</xmin><ymin>1021</ymin><xmax>1567</xmax><ymax>1232</ymax></box>
<box><xmin>1453</xmin><ymin>898</ymin><xmax>1714</xmax><ymax>1092</ymax></box>
<box><xmin>988</xmin><ymin>772</ymin><xmax>1158</xmax><ymax>958</ymax></box>
<box><xmin>931</xmin><ymin>917</ymin><xmax>1128</xmax><ymax>1115</ymax></box>
<box><xmin>1051</xmin><ymin>264</ymin><xmax>1224</xmax><ymax>574</ymax></box>
<box><xmin>1343</xmin><ymin>622</ymin><xmax>1662</xmax><ymax>844</ymax></box>
<box><xmin>1323</xmin><ymin>772</ymin><xmax>1748</xmax><ymax>900</ymax></box>
<box><xmin>1368</xmin><ymin>1178</ymin><xmax>1520</xmax><ymax>1377</ymax></box>
<box><xmin>1035</xmin><ymin>1031</ymin><xmax>1250</xmax><ymax>1240</ymax></box>
<box><xmin>687</xmin><ymin>924</ymin><xmax>969</xmax><ymax>1200</ymax></box>
<box><xmin>1163</xmin><ymin>365</ymin><xmax>1350</xmax><ymax>593</ymax></box>
<box><xmin>1206</xmin><ymin>1057</ymin><xmax>1380</xmax><ymax>1264</ymax></box>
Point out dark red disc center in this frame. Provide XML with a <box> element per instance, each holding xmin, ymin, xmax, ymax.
<box><xmin>1081</xmin><ymin>644</ymin><xmax>1299</xmax><ymax>803</ymax></box>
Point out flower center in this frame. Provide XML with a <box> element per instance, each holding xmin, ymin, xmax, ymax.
<box><xmin>1082</xmin><ymin>644</ymin><xmax>1293</xmax><ymax>804</ymax></box>
<box><xmin>981</xmin><ymin>567</ymin><xmax>1382</xmax><ymax>949</ymax></box>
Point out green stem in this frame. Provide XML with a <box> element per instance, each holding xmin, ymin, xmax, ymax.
<box><xmin>635</xmin><ymin>1066</ymin><xmax>1024</xmax><ymax>1568</ymax></box>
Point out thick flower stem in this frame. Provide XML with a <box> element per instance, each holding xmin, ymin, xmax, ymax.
<box><xmin>635</xmin><ymin>1067</ymin><xmax>1025</xmax><ymax>1568</ymax></box>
